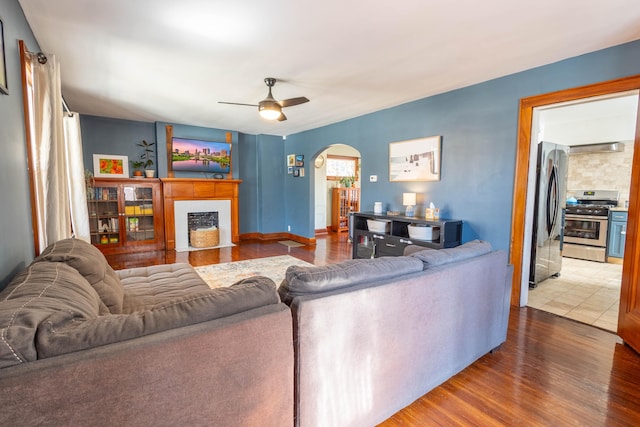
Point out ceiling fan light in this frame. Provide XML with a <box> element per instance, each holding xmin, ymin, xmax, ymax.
<box><xmin>259</xmin><ymin>103</ymin><xmax>282</xmax><ymax>120</ymax></box>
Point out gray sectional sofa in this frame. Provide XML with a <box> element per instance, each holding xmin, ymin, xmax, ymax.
<box><xmin>0</xmin><ymin>238</ymin><xmax>510</xmax><ymax>426</ymax></box>
<box><xmin>0</xmin><ymin>238</ymin><xmax>293</xmax><ymax>426</ymax></box>
<box><xmin>279</xmin><ymin>240</ymin><xmax>512</xmax><ymax>427</ymax></box>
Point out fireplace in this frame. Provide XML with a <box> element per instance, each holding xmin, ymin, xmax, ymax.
<box><xmin>161</xmin><ymin>178</ymin><xmax>241</xmax><ymax>251</ymax></box>
<box><xmin>174</xmin><ymin>201</ymin><xmax>231</xmax><ymax>251</ymax></box>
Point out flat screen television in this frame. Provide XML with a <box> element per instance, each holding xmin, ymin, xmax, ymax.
<box><xmin>171</xmin><ymin>137</ymin><xmax>231</xmax><ymax>174</ymax></box>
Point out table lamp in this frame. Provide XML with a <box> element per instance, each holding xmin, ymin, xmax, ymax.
<box><xmin>403</xmin><ymin>192</ymin><xmax>417</xmax><ymax>217</ymax></box>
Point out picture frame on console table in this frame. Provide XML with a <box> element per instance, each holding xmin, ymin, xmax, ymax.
<box><xmin>389</xmin><ymin>135</ymin><xmax>441</xmax><ymax>182</ymax></box>
<box><xmin>93</xmin><ymin>154</ymin><xmax>129</xmax><ymax>178</ymax></box>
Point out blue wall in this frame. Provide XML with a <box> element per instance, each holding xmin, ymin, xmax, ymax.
<box><xmin>284</xmin><ymin>40</ymin><xmax>640</xmax><ymax>252</ymax></box>
<box><xmin>0</xmin><ymin>0</ymin><xmax>41</xmax><ymax>288</ymax></box>
<box><xmin>80</xmin><ymin>115</ymin><xmax>156</xmax><ymax>174</ymax></box>
<box><xmin>256</xmin><ymin>135</ymin><xmax>286</xmax><ymax>233</ymax></box>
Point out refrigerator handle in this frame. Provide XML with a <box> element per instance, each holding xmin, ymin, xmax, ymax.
<box><xmin>547</xmin><ymin>164</ymin><xmax>559</xmax><ymax>235</ymax></box>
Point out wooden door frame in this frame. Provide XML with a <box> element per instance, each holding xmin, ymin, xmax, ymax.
<box><xmin>510</xmin><ymin>74</ymin><xmax>640</xmax><ymax>309</ymax></box>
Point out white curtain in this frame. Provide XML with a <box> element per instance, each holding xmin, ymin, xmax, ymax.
<box><xmin>64</xmin><ymin>114</ymin><xmax>90</xmax><ymax>242</ymax></box>
<box><xmin>25</xmin><ymin>52</ymin><xmax>89</xmax><ymax>253</ymax></box>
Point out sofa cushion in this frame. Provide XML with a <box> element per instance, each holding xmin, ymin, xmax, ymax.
<box><xmin>36</xmin><ymin>276</ymin><xmax>280</xmax><ymax>359</ymax></box>
<box><xmin>279</xmin><ymin>256</ymin><xmax>423</xmax><ymax>303</ymax></box>
<box><xmin>407</xmin><ymin>240</ymin><xmax>493</xmax><ymax>269</ymax></box>
<box><xmin>34</xmin><ymin>238</ymin><xmax>124</xmax><ymax>314</ymax></box>
<box><xmin>0</xmin><ymin>262</ymin><xmax>102</xmax><ymax>368</ymax></box>
<box><xmin>118</xmin><ymin>263</ymin><xmax>210</xmax><ymax>313</ymax></box>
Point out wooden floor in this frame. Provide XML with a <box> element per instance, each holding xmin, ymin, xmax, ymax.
<box><xmin>107</xmin><ymin>233</ymin><xmax>640</xmax><ymax>426</ymax></box>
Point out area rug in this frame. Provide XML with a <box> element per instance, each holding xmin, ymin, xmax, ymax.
<box><xmin>278</xmin><ymin>240</ymin><xmax>305</xmax><ymax>248</ymax></box>
<box><xmin>194</xmin><ymin>255</ymin><xmax>314</xmax><ymax>288</ymax></box>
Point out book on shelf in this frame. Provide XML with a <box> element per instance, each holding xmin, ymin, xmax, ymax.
<box><xmin>128</xmin><ymin>217</ymin><xmax>139</xmax><ymax>231</ymax></box>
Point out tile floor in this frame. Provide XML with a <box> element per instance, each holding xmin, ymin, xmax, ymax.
<box><xmin>527</xmin><ymin>257</ymin><xmax>622</xmax><ymax>332</ymax></box>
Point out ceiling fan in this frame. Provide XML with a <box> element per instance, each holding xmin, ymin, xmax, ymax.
<box><xmin>219</xmin><ymin>77</ymin><xmax>309</xmax><ymax>121</ymax></box>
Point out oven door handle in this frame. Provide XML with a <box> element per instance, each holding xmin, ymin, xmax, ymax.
<box><xmin>565</xmin><ymin>214</ymin><xmax>608</xmax><ymax>221</ymax></box>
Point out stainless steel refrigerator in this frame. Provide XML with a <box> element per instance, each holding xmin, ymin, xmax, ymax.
<box><xmin>529</xmin><ymin>141</ymin><xmax>569</xmax><ymax>287</ymax></box>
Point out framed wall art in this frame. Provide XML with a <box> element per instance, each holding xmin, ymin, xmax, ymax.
<box><xmin>0</xmin><ymin>17</ymin><xmax>8</xmax><ymax>95</ymax></box>
<box><xmin>93</xmin><ymin>154</ymin><xmax>129</xmax><ymax>178</ymax></box>
<box><xmin>389</xmin><ymin>135</ymin><xmax>441</xmax><ymax>182</ymax></box>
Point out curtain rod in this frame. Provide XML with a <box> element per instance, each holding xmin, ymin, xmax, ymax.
<box><xmin>61</xmin><ymin>98</ymin><xmax>73</xmax><ymax>117</ymax></box>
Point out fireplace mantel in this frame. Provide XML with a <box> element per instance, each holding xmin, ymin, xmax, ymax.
<box><xmin>161</xmin><ymin>178</ymin><xmax>242</xmax><ymax>250</ymax></box>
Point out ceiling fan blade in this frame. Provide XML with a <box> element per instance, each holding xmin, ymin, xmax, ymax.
<box><xmin>278</xmin><ymin>112</ymin><xmax>287</xmax><ymax>121</ymax></box>
<box><xmin>278</xmin><ymin>97</ymin><xmax>309</xmax><ymax>108</ymax></box>
<box><xmin>218</xmin><ymin>101</ymin><xmax>258</xmax><ymax>107</ymax></box>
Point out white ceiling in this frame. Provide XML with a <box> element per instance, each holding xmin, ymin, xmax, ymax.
<box><xmin>538</xmin><ymin>92</ymin><xmax>639</xmax><ymax>146</ymax></box>
<box><xmin>18</xmin><ymin>0</ymin><xmax>640</xmax><ymax>137</ymax></box>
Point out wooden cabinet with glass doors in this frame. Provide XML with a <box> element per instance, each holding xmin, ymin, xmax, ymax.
<box><xmin>331</xmin><ymin>187</ymin><xmax>360</xmax><ymax>232</ymax></box>
<box><xmin>87</xmin><ymin>178</ymin><xmax>164</xmax><ymax>254</ymax></box>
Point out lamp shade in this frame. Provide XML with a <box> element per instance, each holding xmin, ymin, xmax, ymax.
<box><xmin>259</xmin><ymin>102</ymin><xmax>282</xmax><ymax>120</ymax></box>
<box><xmin>403</xmin><ymin>192</ymin><xmax>417</xmax><ymax>206</ymax></box>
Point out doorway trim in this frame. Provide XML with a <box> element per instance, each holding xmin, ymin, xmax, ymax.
<box><xmin>510</xmin><ymin>74</ymin><xmax>640</xmax><ymax>307</ymax></box>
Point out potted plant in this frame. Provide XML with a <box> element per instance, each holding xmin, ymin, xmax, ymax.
<box><xmin>340</xmin><ymin>176</ymin><xmax>355</xmax><ymax>187</ymax></box>
<box><xmin>137</xmin><ymin>140</ymin><xmax>156</xmax><ymax>178</ymax></box>
<box><xmin>130</xmin><ymin>160</ymin><xmax>145</xmax><ymax>177</ymax></box>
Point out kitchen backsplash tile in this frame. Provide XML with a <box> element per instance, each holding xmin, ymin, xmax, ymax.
<box><xmin>567</xmin><ymin>141</ymin><xmax>634</xmax><ymax>204</ymax></box>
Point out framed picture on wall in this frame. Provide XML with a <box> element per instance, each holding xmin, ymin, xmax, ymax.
<box><xmin>93</xmin><ymin>154</ymin><xmax>129</xmax><ymax>178</ymax></box>
<box><xmin>389</xmin><ymin>135</ymin><xmax>441</xmax><ymax>182</ymax></box>
<box><xmin>0</xmin><ymin>17</ymin><xmax>8</xmax><ymax>95</ymax></box>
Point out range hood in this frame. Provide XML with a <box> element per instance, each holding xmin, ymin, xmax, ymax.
<box><xmin>569</xmin><ymin>142</ymin><xmax>625</xmax><ymax>155</ymax></box>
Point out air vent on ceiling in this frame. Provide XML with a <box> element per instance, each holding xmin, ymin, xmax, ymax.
<box><xmin>569</xmin><ymin>142</ymin><xmax>625</xmax><ymax>155</ymax></box>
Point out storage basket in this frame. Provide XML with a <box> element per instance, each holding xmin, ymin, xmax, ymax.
<box><xmin>190</xmin><ymin>227</ymin><xmax>220</xmax><ymax>248</ymax></box>
<box><xmin>408</xmin><ymin>224</ymin><xmax>440</xmax><ymax>241</ymax></box>
<box><xmin>367</xmin><ymin>219</ymin><xmax>391</xmax><ymax>233</ymax></box>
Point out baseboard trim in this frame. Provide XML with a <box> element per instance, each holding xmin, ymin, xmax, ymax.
<box><xmin>315</xmin><ymin>228</ymin><xmax>328</xmax><ymax>236</ymax></box>
<box><xmin>239</xmin><ymin>232</ymin><xmax>316</xmax><ymax>246</ymax></box>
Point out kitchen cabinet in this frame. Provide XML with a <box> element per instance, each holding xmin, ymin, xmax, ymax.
<box><xmin>351</xmin><ymin>212</ymin><xmax>462</xmax><ymax>259</ymax></box>
<box><xmin>87</xmin><ymin>178</ymin><xmax>164</xmax><ymax>254</ymax></box>
<box><xmin>607</xmin><ymin>211</ymin><xmax>627</xmax><ymax>259</ymax></box>
<box><xmin>331</xmin><ymin>187</ymin><xmax>360</xmax><ymax>232</ymax></box>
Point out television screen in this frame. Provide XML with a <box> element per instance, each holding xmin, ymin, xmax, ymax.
<box><xmin>171</xmin><ymin>137</ymin><xmax>231</xmax><ymax>174</ymax></box>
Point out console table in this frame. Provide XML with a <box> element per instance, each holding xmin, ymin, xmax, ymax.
<box><xmin>351</xmin><ymin>212</ymin><xmax>462</xmax><ymax>259</ymax></box>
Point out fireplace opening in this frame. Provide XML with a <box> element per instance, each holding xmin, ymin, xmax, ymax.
<box><xmin>188</xmin><ymin>211</ymin><xmax>218</xmax><ymax>247</ymax></box>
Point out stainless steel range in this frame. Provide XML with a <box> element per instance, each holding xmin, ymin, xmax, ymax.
<box><xmin>563</xmin><ymin>190</ymin><xmax>619</xmax><ymax>262</ymax></box>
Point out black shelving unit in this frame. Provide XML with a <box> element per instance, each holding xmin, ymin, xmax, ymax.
<box><xmin>351</xmin><ymin>212</ymin><xmax>462</xmax><ymax>259</ymax></box>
